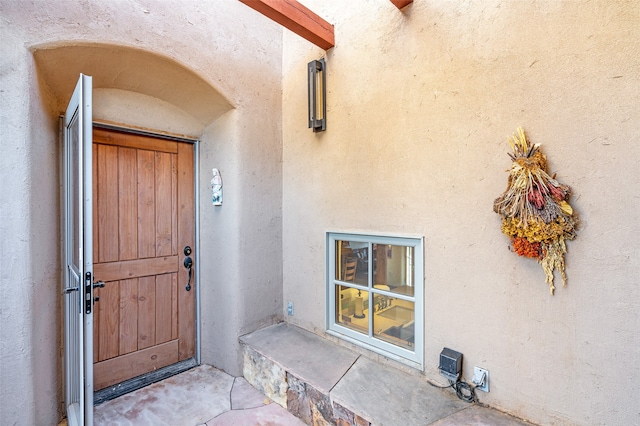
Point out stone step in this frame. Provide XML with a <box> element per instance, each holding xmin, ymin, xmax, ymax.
<box><xmin>240</xmin><ymin>323</ymin><xmax>534</xmax><ymax>426</ymax></box>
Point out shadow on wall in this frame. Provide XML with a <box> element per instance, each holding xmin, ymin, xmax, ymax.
<box><xmin>31</xmin><ymin>42</ymin><xmax>234</xmax><ymax>130</ymax></box>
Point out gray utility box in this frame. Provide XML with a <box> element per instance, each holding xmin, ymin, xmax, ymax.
<box><xmin>439</xmin><ymin>347</ymin><xmax>462</xmax><ymax>381</ymax></box>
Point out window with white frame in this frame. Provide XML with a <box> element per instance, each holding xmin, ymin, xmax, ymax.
<box><xmin>326</xmin><ymin>232</ymin><xmax>423</xmax><ymax>368</ymax></box>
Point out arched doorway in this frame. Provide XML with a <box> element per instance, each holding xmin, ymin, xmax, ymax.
<box><xmin>32</xmin><ymin>42</ymin><xmax>233</xmax><ymax>135</ymax></box>
<box><xmin>33</xmin><ymin>42</ymin><xmax>235</xmax><ymax>423</ymax></box>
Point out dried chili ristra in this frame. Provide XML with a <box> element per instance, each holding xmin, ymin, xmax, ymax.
<box><xmin>495</xmin><ymin>127</ymin><xmax>578</xmax><ymax>294</ymax></box>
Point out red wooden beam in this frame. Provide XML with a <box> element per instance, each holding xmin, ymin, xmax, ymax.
<box><xmin>390</xmin><ymin>0</ymin><xmax>413</xmax><ymax>9</ymax></box>
<box><xmin>239</xmin><ymin>0</ymin><xmax>335</xmax><ymax>50</ymax></box>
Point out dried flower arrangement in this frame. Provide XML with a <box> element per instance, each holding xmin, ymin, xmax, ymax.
<box><xmin>494</xmin><ymin>128</ymin><xmax>578</xmax><ymax>294</ymax></box>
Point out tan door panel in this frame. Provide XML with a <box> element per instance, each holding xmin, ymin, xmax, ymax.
<box><xmin>91</xmin><ymin>128</ymin><xmax>195</xmax><ymax>391</ymax></box>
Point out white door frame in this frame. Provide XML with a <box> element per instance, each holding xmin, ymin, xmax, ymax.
<box><xmin>63</xmin><ymin>74</ymin><xmax>94</xmax><ymax>426</ymax></box>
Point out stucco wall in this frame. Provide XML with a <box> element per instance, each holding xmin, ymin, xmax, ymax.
<box><xmin>1</xmin><ymin>20</ymin><xmax>61</xmax><ymax>424</ymax></box>
<box><xmin>0</xmin><ymin>0</ymin><xmax>282</xmax><ymax>423</ymax></box>
<box><xmin>282</xmin><ymin>1</ymin><xmax>640</xmax><ymax>425</ymax></box>
<box><xmin>2</xmin><ymin>0</ymin><xmax>639</xmax><ymax>424</ymax></box>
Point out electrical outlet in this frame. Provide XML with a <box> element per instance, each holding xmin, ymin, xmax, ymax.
<box><xmin>287</xmin><ymin>301</ymin><xmax>294</xmax><ymax>316</ymax></box>
<box><xmin>472</xmin><ymin>367</ymin><xmax>489</xmax><ymax>392</ymax></box>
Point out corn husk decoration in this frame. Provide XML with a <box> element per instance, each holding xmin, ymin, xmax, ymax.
<box><xmin>494</xmin><ymin>128</ymin><xmax>578</xmax><ymax>294</ymax></box>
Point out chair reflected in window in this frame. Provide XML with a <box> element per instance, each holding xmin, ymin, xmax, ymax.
<box><xmin>342</xmin><ymin>257</ymin><xmax>357</xmax><ymax>282</ymax></box>
<box><xmin>343</xmin><ymin>257</ymin><xmax>364</xmax><ymax>318</ymax></box>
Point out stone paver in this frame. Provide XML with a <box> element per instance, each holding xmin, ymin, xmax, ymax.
<box><xmin>91</xmin><ymin>324</ymin><xmax>538</xmax><ymax>426</ymax></box>
<box><xmin>207</xmin><ymin>402</ymin><xmax>307</xmax><ymax>426</ymax></box>
<box><xmin>241</xmin><ymin>323</ymin><xmax>539</xmax><ymax>426</ymax></box>
<box><xmin>231</xmin><ymin>376</ymin><xmax>271</xmax><ymax>410</ymax></box>
<box><xmin>240</xmin><ymin>322</ymin><xmax>359</xmax><ymax>394</ymax></box>
<box><xmin>430</xmin><ymin>405</ymin><xmax>535</xmax><ymax>426</ymax></box>
<box><xmin>94</xmin><ymin>365</ymin><xmax>233</xmax><ymax>425</ymax></box>
<box><xmin>93</xmin><ymin>365</ymin><xmax>303</xmax><ymax>425</ymax></box>
<box><xmin>331</xmin><ymin>356</ymin><xmax>468</xmax><ymax>426</ymax></box>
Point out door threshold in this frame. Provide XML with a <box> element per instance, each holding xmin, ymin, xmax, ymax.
<box><xmin>94</xmin><ymin>358</ymin><xmax>198</xmax><ymax>405</ymax></box>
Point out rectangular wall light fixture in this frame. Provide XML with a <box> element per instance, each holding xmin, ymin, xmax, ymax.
<box><xmin>308</xmin><ymin>58</ymin><xmax>326</xmax><ymax>132</ymax></box>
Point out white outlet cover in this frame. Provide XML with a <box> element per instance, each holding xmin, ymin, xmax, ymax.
<box><xmin>473</xmin><ymin>367</ymin><xmax>490</xmax><ymax>392</ymax></box>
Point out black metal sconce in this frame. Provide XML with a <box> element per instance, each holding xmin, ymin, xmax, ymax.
<box><xmin>308</xmin><ymin>58</ymin><xmax>326</xmax><ymax>132</ymax></box>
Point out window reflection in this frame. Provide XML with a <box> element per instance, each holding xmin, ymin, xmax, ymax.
<box><xmin>372</xmin><ymin>244</ymin><xmax>415</xmax><ymax>297</ymax></box>
<box><xmin>335</xmin><ymin>240</ymin><xmax>368</xmax><ymax>285</ymax></box>
<box><xmin>373</xmin><ymin>297</ymin><xmax>415</xmax><ymax>350</ymax></box>
<box><xmin>336</xmin><ymin>285</ymin><xmax>368</xmax><ymax>334</ymax></box>
<box><xmin>336</xmin><ymin>283</ymin><xmax>416</xmax><ymax>350</ymax></box>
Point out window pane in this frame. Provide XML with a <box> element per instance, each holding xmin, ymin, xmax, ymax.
<box><xmin>335</xmin><ymin>240</ymin><xmax>368</xmax><ymax>285</ymax></box>
<box><xmin>335</xmin><ymin>285</ymin><xmax>368</xmax><ymax>334</ymax></box>
<box><xmin>373</xmin><ymin>298</ymin><xmax>415</xmax><ymax>350</ymax></box>
<box><xmin>372</xmin><ymin>244</ymin><xmax>415</xmax><ymax>297</ymax></box>
<box><xmin>328</xmin><ymin>233</ymin><xmax>423</xmax><ymax>366</ymax></box>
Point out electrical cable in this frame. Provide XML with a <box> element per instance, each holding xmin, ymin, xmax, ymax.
<box><xmin>427</xmin><ymin>379</ymin><xmax>456</xmax><ymax>389</ymax></box>
<box><xmin>452</xmin><ymin>380</ymin><xmax>477</xmax><ymax>403</ymax></box>
<box><xmin>429</xmin><ymin>377</ymin><xmax>478</xmax><ymax>403</ymax></box>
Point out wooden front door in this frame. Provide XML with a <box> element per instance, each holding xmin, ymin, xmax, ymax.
<box><xmin>91</xmin><ymin>127</ymin><xmax>196</xmax><ymax>391</ymax></box>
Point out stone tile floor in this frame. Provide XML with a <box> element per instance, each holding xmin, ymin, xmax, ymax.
<box><xmin>92</xmin><ymin>365</ymin><xmax>305</xmax><ymax>425</ymax></box>
<box><xmin>85</xmin><ymin>362</ymin><xmax>534</xmax><ymax>426</ymax></box>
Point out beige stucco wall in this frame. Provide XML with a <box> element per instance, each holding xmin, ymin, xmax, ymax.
<box><xmin>2</xmin><ymin>0</ymin><xmax>639</xmax><ymax>425</ymax></box>
<box><xmin>0</xmin><ymin>0</ymin><xmax>282</xmax><ymax>423</ymax></box>
<box><xmin>1</xmin><ymin>23</ymin><xmax>62</xmax><ymax>423</ymax></box>
<box><xmin>282</xmin><ymin>1</ymin><xmax>639</xmax><ymax>425</ymax></box>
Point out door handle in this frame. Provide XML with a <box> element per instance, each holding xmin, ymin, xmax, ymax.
<box><xmin>92</xmin><ymin>281</ymin><xmax>104</xmax><ymax>303</ymax></box>
<box><xmin>184</xmin><ymin>256</ymin><xmax>193</xmax><ymax>291</ymax></box>
<box><xmin>64</xmin><ymin>281</ymin><xmax>103</xmax><ymax>294</ymax></box>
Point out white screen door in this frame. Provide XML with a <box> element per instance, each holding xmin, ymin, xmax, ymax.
<box><xmin>63</xmin><ymin>74</ymin><xmax>94</xmax><ymax>426</ymax></box>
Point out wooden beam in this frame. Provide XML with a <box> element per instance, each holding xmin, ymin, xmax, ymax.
<box><xmin>239</xmin><ymin>0</ymin><xmax>335</xmax><ymax>50</ymax></box>
<box><xmin>390</xmin><ymin>0</ymin><xmax>413</xmax><ymax>10</ymax></box>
